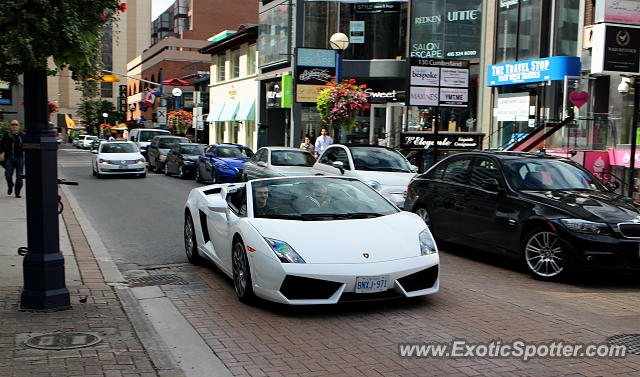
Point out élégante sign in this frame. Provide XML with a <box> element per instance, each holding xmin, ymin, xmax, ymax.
<box><xmin>410</xmin><ymin>0</ymin><xmax>482</xmax><ymax>59</ymax></box>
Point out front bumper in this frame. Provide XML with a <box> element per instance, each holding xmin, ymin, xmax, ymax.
<box><xmin>215</xmin><ymin>167</ymin><xmax>242</xmax><ymax>183</ymax></box>
<box><xmin>250</xmin><ymin>253</ymin><xmax>439</xmax><ymax>305</ymax></box>
<box><xmin>553</xmin><ymin>224</ymin><xmax>640</xmax><ymax>271</ymax></box>
<box><xmin>97</xmin><ymin>163</ymin><xmax>147</xmax><ymax>175</ymax></box>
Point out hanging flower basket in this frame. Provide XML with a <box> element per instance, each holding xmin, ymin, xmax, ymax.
<box><xmin>316</xmin><ymin>79</ymin><xmax>369</xmax><ymax>130</ymax></box>
<box><xmin>168</xmin><ymin>110</ymin><xmax>193</xmax><ymax>135</ymax></box>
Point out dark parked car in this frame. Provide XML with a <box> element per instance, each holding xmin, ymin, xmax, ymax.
<box><xmin>195</xmin><ymin>144</ymin><xmax>253</xmax><ymax>183</ymax></box>
<box><xmin>147</xmin><ymin>135</ymin><xmax>190</xmax><ymax>173</ymax></box>
<box><xmin>404</xmin><ymin>151</ymin><xmax>640</xmax><ymax>280</ymax></box>
<box><xmin>164</xmin><ymin>143</ymin><xmax>205</xmax><ymax>178</ymax></box>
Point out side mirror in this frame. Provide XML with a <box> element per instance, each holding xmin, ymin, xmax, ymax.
<box><xmin>208</xmin><ymin>203</ymin><xmax>228</xmax><ymax>213</ymax></box>
<box><xmin>411</xmin><ymin>164</ymin><xmax>419</xmax><ymax>173</ymax></box>
<box><xmin>481</xmin><ymin>178</ymin><xmax>500</xmax><ymax>192</ymax></box>
<box><xmin>604</xmin><ymin>181</ymin><xmax>620</xmax><ymax>191</ymax></box>
<box><xmin>91</xmin><ymin>150</ymin><xmax>98</xmax><ymax>154</ymax></box>
<box><xmin>205</xmin><ymin>152</ymin><xmax>213</xmax><ymax>157</ymax></box>
<box><xmin>332</xmin><ymin>161</ymin><xmax>345</xmax><ymax>174</ymax></box>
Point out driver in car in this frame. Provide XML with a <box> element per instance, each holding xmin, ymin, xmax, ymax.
<box><xmin>307</xmin><ymin>181</ymin><xmax>332</xmax><ymax>208</ymax></box>
<box><xmin>254</xmin><ymin>185</ymin><xmax>275</xmax><ymax>216</ymax></box>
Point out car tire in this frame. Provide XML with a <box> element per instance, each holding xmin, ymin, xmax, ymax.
<box><xmin>178</xmin><ymin>165</ymin><xmax>185</xmax><ymax>179</ymax></box>
<box><xmin>232</xmin><ymin>238</ymin><xmax>255</xmax><ymax>303</ymax></box>
<box><xmin>522</xmin><ymin>227</ymin><xmax>567</xmax><ymax>281</ymax></box>
<box><xmin>96</xmin><ymin>171</ymin><xmax>102</xmax><ymax>179</ymax></box>
<box><xmin>211</xmin><ymin>170</ymin><xmax>217</xmax><ymax>184</ymax></box>
<box><xmin>184</xmin><ymin>213</ymin><xmax>202</xmax><ymax>264</ymax></box>
<box><xmin>138</xmin><ymin>173</ymin><xmax>146</xmax><ymax>178</ymax></box>
<box><xmin>164</xmin><ymin>164</ymin><xmax>171</xmax><ymax>176</ymax></box>
<box><xmin>414</xmin><ymin>206</ymin><xmax>433</xmax><ymax>231</ymax></box>
<box><xmin>195</xmin><ymin>168</ymin><xmax>205</xmax><ymax>183</ymax></box>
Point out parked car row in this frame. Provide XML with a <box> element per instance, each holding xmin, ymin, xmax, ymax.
<box><xmin>72</xmin><ymin>135</ymin><xmax>99</xmax><ymax>149</ymax></box>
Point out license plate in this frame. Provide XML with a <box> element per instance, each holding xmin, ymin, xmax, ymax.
<box><xmin>355</xmin><ymin>276</ymin><xmax>388</xmax><ymax>293</ymax></box>
<box><xmin>119</xmin><ymin>165</ymin><xmax>129</xmax><ymax>169</ymax></box>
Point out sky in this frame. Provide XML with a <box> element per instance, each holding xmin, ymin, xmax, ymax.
<box><xmin>152</xmin><ymin>0</ymin><xmax>174</xmax><ymax>20</ymax></box>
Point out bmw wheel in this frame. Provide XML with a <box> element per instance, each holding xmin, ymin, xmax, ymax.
<box><xmin>414</xmin><ymin>206</ymin><xmax>432</xmax><ymax>230</ymax></box>
<box><xmin>184</xmin><ymin>213</ymin><xmax>201</xmax><ymax>264</ymax></box>
<box><xmin>178</xmin><ymin>165</ymin><xmax>185</xmax><ymax>179</ymax></box>
<box><xmin>232</xmin><ymin>239</ymin><xmax>255</xmax><ymax>303</ymax></box>
<box><xmin>523</xmin><ymin>228</ymin><xmax>566</xmax><ymax>280</ymax></box>
<box><xmin>164</xmin><ymin>163</ymin><xmax>171</xmax><ymax>176</ymax></box>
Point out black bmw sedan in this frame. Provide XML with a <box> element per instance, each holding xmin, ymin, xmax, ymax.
<box><xmin>404</xmin><ymin>151</ymin><xmax>640</xmax><ymax>280</ymax></box>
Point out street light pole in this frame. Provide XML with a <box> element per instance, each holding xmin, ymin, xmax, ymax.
<box><xmin>20</xmin><ymin>68</ymin><xmax>70</xmax><ymax>311</ymax></box>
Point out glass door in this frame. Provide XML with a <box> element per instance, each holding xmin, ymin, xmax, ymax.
<box><xmin>369</xmin><ymin>104</ymin><xmax>387</xmax><ymax>145</ymax></box>
<box><xmin>369</xmin><ymin>103</ymin><xmax>405</xmax><ymax>147</ymax></box>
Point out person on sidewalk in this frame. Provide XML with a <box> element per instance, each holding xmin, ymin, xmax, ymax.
<box><xmin>314</xmin><ymin>128</ymin><xmax>333</xmax><ymax>157</ymax></box>
<box><xmin>0</xmin><ymin>120</ymin><xmax>25</xmax><ymax>198</ymax></box>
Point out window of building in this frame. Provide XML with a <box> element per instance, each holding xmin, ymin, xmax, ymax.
<box><xmin>217</xmin><ymin>54</ymin><xmax>226</xmax><ymax>82</ymax></box>
<box><xmin>258</xmin><ymin>1</ymin><xmax>291</xmax><ymax>67</ymax></box>
<box><xmin>303</xmin><ymin>1</ymin><xmax>408</xmax><ymax>60</ymax></box>
<box><xmin>231</xmin><ymin>48</ymin><xmax>241</xmax><ymax>78</ymax></box>
<box><xmin>495</xmin><ymin>0</ymin><xmax>548</xmax><ymax>63</ymax></box>
<box><xmin>101</xmin><ymin>82</ymin><xmax>113</xmax><ymax>98</ymax></box>
<box><xmin>247</xmin><ymin>44</ymin><xmax>257</xmax><ymax>74</ymax></box>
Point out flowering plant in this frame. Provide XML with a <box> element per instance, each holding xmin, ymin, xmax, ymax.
<box><xmin>47</xmin><ymin>101</ymin><xmax>58</xmax><ymax>115</ymax></box>
<box><xmin>316</xmin><ymin>79</ymin><xmax>369</xmax><ymax>130</ymax></box>
<box><xmin>168</xmin><ymin>110</ymin><xmax>192</xmax><ymax>135</ymax></box>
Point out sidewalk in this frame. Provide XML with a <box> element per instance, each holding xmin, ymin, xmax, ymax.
<box><xmin>0</xmin><ymin>183</ymin><xmax>181</xmax><ymax>376</ymax></box>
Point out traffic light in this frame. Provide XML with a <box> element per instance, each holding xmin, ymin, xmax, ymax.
<box><xmin>87</xmin><ymin>75</ymin><xmax>121</xmax><ymax>82</ymax></box>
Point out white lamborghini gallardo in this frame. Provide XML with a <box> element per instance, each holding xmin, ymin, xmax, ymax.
<box><xmin>183</xmin><ymin>176</ymin><xmax>439</xmax><ymax>304</ymax></box>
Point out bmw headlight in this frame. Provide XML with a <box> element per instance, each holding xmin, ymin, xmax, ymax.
<box><xmin>560</xmin><ymin>219</ymin><xmax>611</xmax><ymax>235</ymax></box>
<box><xmin>264</xmin><ymin>238</ymin><xmax>305</xmax><ymax>263</ymax></box>
<box><xmin>419</xmin><ymin>228</ymin><xmax>438</xmax><ymax>255</ymax></box>
<box><xmin>366</xmin><ymin>180</ymin><xmax>382</xmax><ymax>191</ymax></box>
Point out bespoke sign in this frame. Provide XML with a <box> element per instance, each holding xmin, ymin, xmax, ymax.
<box><xmin>487</xmin><ymin>56</ymin><xmax>581</xmax><ymax>86</ymax></box>
<box><xmin>408</xmin><ymin>58</ymin><xmax>470</xmax><ymax>108</ymax></box>
<box><xmin>400</xmin><ymin>132</ymin><xmax>482</xmax><ymax>150</ymax></box>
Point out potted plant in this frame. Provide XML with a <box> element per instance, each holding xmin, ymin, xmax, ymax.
<box><xmin>316</xmin><ymin>79</ymin><xmax>369</xmax><ymax>130</ymax></box>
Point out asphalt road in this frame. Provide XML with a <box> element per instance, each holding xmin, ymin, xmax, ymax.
<box><xmin>58</xmin><ymin>145</ymin><xmax>199</xmax><ymax>268</ymax></box>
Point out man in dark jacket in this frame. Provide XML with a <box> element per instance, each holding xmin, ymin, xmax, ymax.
<box><xmin>0</xmin><ymin>120</ymin><xmax>25</xmax><ymax>198</ymax></box>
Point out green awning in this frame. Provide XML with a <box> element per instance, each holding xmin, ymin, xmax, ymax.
<box><xmin>206</xmin><ymin>102</ymin><xmax>225</xmax><ymax>122</ymax></box>
<box><xmin>218</xmin><ymin>101</ymin><xmax>239</xmax><ymax>121</ymax></box>
<box><xmin>235</xmin><ymin>99</ymin><xmax>255</xmax><ymax>121</ymax></box>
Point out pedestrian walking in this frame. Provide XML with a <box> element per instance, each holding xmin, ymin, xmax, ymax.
<box><xmin>0</xmin><ymin>120</ymin><xmax>25</xmax><ymax>198</ymax></box>
<box><xmin>299</xmin><ymin>136</ymin><xmax>314</xmax><ymax>154</ymax></box>
<box><xmin>314</xmin><ymin>128</ymin><xmax>333</xmax><ymax>156</ymax></box>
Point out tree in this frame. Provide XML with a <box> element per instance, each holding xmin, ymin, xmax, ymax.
<box><xmin>77</xmin><ymin>98</ymin><xmax>117</xmax><ymax>134</ymax></box>
<box><xmin>0</xmin><ymin>1</ymin><xmax>126</xmax><ymax>311</ymax></box>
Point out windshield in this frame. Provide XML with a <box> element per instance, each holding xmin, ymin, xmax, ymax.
<box><xmin>216</xmin><ymin>147</ymin><xmax>253</xmax><ymax>158</ymax></box>
<box><xmin>251</xmin><ymin>177</ymin><xmax>398</xmax><ymax>220</ymax></box>
<box><xmin>100</xmin><ymin>143</ymin><xmax>138</xmax><ymax>153</ymax></box>
<box><xmin>271</xmin><ymin>150</ymin><xmax>315</xmax><ymax>166</ymax></box>
<box><xmin>139</xmin><ymin>130</ymin><xmax>170</xmax><ymax>142</ymax></box>
<box><xmin>158</xmin><ymin>137</ymin><xmax>188</xmax><ymax>149</ymax></box>
<box><xmin>86</xmin><ymin>136</ymin><xmax>98</xmax><ymax>140</ymax></box>
<box><xmin>503</xmin><ymin>159</ymin><xmax>606</xmax><ymax>191</ymax></box>
<box><xmin>180</xmin><ymin>145</ymin><xmax>204</xmax><ymax>155</ymax></box>
<box><xmin>351</xmin><ymin>148</ymin><xmax>412</xmax><ymax>172</ymax></box>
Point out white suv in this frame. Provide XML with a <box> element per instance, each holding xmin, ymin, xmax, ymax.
<box><xmin>313</xmin><ymin>145</ymin><xmax>417</xmax><ymax>208</ymax></box>
<box><xmin>92</xmin><ymin>141</ymin><xmax>147</xmax><ymax>178</ymax></box>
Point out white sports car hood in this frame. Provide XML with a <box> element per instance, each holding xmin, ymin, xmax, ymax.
<box><xmin>248</xmin><ymin>211</ymin><xmax>428</xmax><ymax>264</ymax></box>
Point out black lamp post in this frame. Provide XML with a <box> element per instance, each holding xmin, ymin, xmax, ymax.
<box><xmin>20</xmin><ymin>69</ymin><xmax>70</xmax><ymax>311</ymax></box>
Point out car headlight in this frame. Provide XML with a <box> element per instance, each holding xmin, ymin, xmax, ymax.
<box><xmin>183</xmin><ymin>160</ymin><xmax>195</xmax><ymax>165</ymax></box>
<box><xmin>217</xmin><ymin>163</ymin><xmax>230</xmax><ymax>169</ymax></box>
<box><xmin>137</xmin><ymin>158</ymin><xmax>146</xmax><ymax>164</ymax></box>
<box><xmin>159</xmin><ymin>154</ymin><xmax>167</xmax><ymax>161</ymax></box>
<box><xmin>419</xmin><ymin>229</ymin><xmax>437</xmax><ymax>255</ymax></box>
<box><xmin>366</xmin><ymin>180</ymin><xmax>381</xmax><ymax>191</ymax></box>
<box><xmin>264</xmin><ymin>238</ymin><xmax>305</xmax><ymax>263</ymax></box>
<box><xmin>560</xmin><ymin>219</ymin><xmax>611</xmax><ymax>235</ymax></box>
<box><xmin>98</xmin><ymin>159</ymin><xmax>109</xmax><ymax>164</ymax></box>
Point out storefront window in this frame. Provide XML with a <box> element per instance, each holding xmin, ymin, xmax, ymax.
<box><xmin>258</xmin><ymin>1</ymin><xmax>291</xmax><ymax>67</ymax></box>
<box><xmin>303</xmin><ymin>1</ymin><xmax>408</xmax><ymax>60</ymax></box>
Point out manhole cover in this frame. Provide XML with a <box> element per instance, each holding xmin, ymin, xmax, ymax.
<box><xmin>127</xmin><ymin>274</ymin><xmax>188</xmax><ymax>287</ymax></box>
<box><xmin>607</xmin><ymin>334</ymin><xmax>640</xmax><ymax>355</ymax></box>
<box><xmin>25</xmin><ymin>332</ymin><xmax>101</xmax><ymax>350</ymax></box>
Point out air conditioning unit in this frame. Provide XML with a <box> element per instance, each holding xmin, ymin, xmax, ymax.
<box><xmin>583</xmin><ymin>25</ymin><xmax>595</xmax><ymax>49</ymax></box>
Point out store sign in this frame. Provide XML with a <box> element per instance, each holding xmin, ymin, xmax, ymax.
<box><xmin>487</xmin><ymin>56</ymin><xmax>581</xmax><ymax>86</ymax></box>
<box><xmin>494</xmin><ymin>93</ymin><xmax>530</xmax><ymax>121</ymax></box>
<box><xmin>350</xmin><ymin>21</ymin><xmax>365</xmax><ymax>43</ymax></box>
<box><xmin>296</xmin><ymin>48</ymin><xmax>336</xmax><ymax>103</ymax></box>
<box><xmin>400</xmin><ymin>132</ymin><xmax>482</xmax><ymax>150</ymax></box>
<box><xmin>596</xmin><ymin>0</ymin><xmax>640</xmax><ymax>25</ymax></box>
<box><xmin>410</xmin><ymin>0</ymin><xmax>482</xmax><ymax>59</ymax></box>
<box><xmin>591</xmin><ymin>24</ymin><xmax>640</xmax><ymax>74</ymax></box>
<box><xmin>364</xmin><ymin>88</ymin><xmax>403</xmax><ymax>103</ymax></box>
<box><xmin>408</xmin><ymin>58</ymin><xmax>470</xmax><ymax>108</ymax></box>
<box><xmin>298</xmin><ymin>67</ymin><xmax>335</xmax><ymax>85</ymax></box>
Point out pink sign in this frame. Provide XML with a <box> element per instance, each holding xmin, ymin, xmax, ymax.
<box><xmin>608</xmin><ymin>149</ymin><xmax>640</xmax><ymax>167</ymax></box>
<box><xmin>583</xmin><ymin>151</ymin><xmax>611</xmax><ymax>182</ymax></box>
<box><xmin>569</xmin><ymin>91</ymin><xmax>589</xmax><ymax>108</ymax></box>
<box><xmin>596</xmin><ymin>0</ymin><xmax>640</xmax><ymax>25</ymax></box>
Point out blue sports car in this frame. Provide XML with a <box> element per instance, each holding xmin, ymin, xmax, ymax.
<box><xmin>195</xmin><ymin>144</ymin><xmax>254</xmax><ymax>183</ymax></box>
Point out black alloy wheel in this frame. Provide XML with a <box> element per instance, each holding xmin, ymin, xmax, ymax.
<box><xmin>184</xmin><ymin>214</ymin><xmax>201</xmax><ymax>264</ymax></box>
<box><xmin>414</xmin><ymin>206</ymin><xmax>432</xmax><ymax>230</ymax></box>
<box><xmin>164</xmin><ymin>163</ymin><xmax>171</xmax><ymax>176</ymax></box>
<box><xmin>232</xmin><ymin>239</ymin><xmax>255</xmax><ymax>303</ymax></box>
<box><xmin>522</xmin><ymin>227</ymin><xmax>566</xmax><ymax>280</ymax></box>
<box><xmin>178</xmin><ymin>164</ymin><xmax>186</xmax><ymax>179</ymax></box>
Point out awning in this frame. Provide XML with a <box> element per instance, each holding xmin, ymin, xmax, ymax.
<box><xmin>207</xmin><ymin>102</ymin><xmax>225</xmax><ymax>122</ymax></box>
<box><xmin>113</xmin><ymin>123</ymin><xmax>128</xmax><ymax>130</ymax></box>
<box><xmin>235</xmin><ymin>99</ymin><xmax>255</xmax><ymax>121</ymax></box>
<box><xmin>218</xmin><ymin>101</ymin><xmax>239</xmax><ymax>121</ymax></box>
